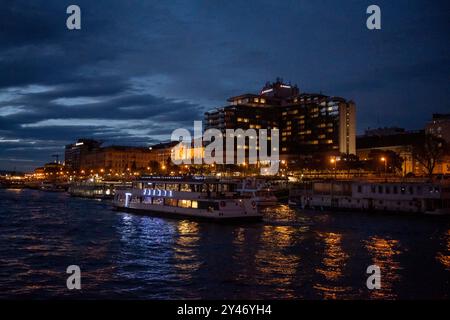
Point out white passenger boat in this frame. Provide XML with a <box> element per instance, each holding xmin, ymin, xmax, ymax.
<box><xmin>113</xmin><ymin>176</ymin><xmax>262</xmax><ymax>222</ymax></box>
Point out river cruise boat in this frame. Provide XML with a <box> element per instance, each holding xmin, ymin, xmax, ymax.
<box><xmin>289</xmin><ymin>180</ymin><xmax>450</xmax><ymax>215</ymax></box>
<box><xmin>113</xmin><ymin>176</ymin><xmax>262</xmax><ymax>222</ymax></box>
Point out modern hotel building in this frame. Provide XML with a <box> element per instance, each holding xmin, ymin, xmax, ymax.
<box><xmin>205</xmin><ymin>79</ymin><xmax>356</xmax><ymax>165</ymax></box>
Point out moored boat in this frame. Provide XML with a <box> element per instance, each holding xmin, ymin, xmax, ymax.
<box><xmin>113</xmin><ymin>176</ymin><xmax>262</xmax><ymax>222</ymax></box>
<box><xmin>289</xmin><ymin>180</ymin><xmax>450</xmax><ymax>215</ymax></box>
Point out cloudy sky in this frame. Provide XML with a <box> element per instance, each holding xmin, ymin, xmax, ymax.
<box><xmin>0</xmin><ymin>0</ymin><xmax>449</xmax><ymax>171</ymax></box>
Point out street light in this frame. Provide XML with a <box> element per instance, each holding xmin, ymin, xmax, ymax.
<box><xmin>330</xmin><ymin>157</ymin><xmax>338</xmax><ymax>179</ymax></box>
<box><xmin>380</xmin><ymin>157</ymin><xmax>387</xmax><ymax>175</ymax></box>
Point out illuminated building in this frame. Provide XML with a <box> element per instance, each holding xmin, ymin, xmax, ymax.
<box><xmin>170</xmin><ymin>139</ymin><xmax>205</xmax><ymax>164</ymax></box>
<box><xmin>33</xmin><ymin>162</ymin><xmax>65</xmax><ymax>181</ymax></box>
<box><xmin>64</xmin><ymin>140</ymin><xmax>178</xmax><ymax>174</ymax></box>
<box><xmin>204</xmin><ymin>78</ymin><xmax>356</xmax><ymax>165</ymax></box>
<box><xmin>64</xmin><ymin>139</ymin><xmax>102</xmax><ymax>171</ymax></box>
<box><xmin>356</xmin><ymin>129</ymin><xmax>424</xmax><ymax>176</ymax></box>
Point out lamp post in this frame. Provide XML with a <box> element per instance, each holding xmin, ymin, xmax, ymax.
<box><xmin>381</xmin><ymin>157</ymin><xmax>387</xmax><ymax>176</ymax></box>
<box><xmin>330</xmin><ymin>157</ymin><xmax>338</xmax><ymax>180</ymax></box>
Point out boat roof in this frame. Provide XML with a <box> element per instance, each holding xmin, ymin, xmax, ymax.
<box><xmin>138</xmin><ymin>175</ymin><xmax>223</xmax><ymax>184</ymax></box>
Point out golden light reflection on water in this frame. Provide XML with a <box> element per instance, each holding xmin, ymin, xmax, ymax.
<box><xmin>173</xmin><ymin>220</ymin><xmax>201</xmax><ymax>279</ymax></box>
<box><xmin>314</xmin><ymin>232</ymin><xmax>352</xmax><ymax>299</ymax></box>
<box><xmin>436</xmin><ymin>229</ymin><xmax>450</xmax><ymax>270</ymax></box>
<box><xmin>364</xmin><ymin>236</ymin><xmax>402</xmax><ymax>300</ymax></box>
<box><xmin>253</xmin><ymin>225</ymin><xmax>300</xmax><ymax>298</ymax></box>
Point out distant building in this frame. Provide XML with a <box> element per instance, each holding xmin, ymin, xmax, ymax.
<box><xmin>357</xmin><ymin>130</ymin><xmax>424</xmax><ymax>176</ymax></box>
<box><xmin>64</xmin><ymin>139</ymin><xmax>102</xmax><ymax>171</ymax></box>
<box><xmin>33</xmin><ymin>162</ymin><xmax>65</xmax><ymax>180</ymax></box>
<box><xmin>205</xmin><ymin>78</ymin><xmax>356</xmax><ymax>166</ymax></box>
<box><xmin>81</xmin><ymin>146</ymin><xmax>156</xmax><ymax>173</ymax></box>
<box><xmin>64</xmin><ymin>139</ymin><xmax>177</xmax><ymax>174</ymax></box>
<box><xmin>426</xmin><ymin>114</ymin><xmax>450</xmax><ymax>143</ymax></box>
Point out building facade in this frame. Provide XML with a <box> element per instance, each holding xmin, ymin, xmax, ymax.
<box><xmin>204</xmin><ymin>78</ymin><xmax>356</xmax><ymax>166</ymax></box>
<box><xmin>426</xmin><ymin>114</ymin><xmax>450</xmax><ymax>143</ymax></box>
<box><xmin>64</xmin><ymin>139</ymin><xmax>102</xmax><ymax>171</ymax></box>
<box><xmin>64</xmin><ymin>139</ymin><xmax>177</xmax><ymax>174</ymax></box>
<box><xmin>356</xmin><ymin>129</ymin><xmax>424</xmax><ymax>176</ymax></box>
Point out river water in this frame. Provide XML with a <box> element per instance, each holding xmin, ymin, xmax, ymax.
<box><xmin>0</xmin><ymin>188</ymin><xmax>449</xmax><ymax>299</ymax></box>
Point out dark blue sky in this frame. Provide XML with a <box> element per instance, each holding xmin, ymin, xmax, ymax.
<box><xmin>0</xmin><ymin>0</ymin><xmax>449</xmax><ymax>171</ymax></box>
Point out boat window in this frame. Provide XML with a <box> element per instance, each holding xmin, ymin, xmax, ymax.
<box><xmin>178</xmin><ymin>199</ymin><xmax>192</xmax><ymax>208</ymax></box>
<box><xmin>143</xmin><ymin>196</ymin><xmax>152</xmax><ymax>204</ymax></box>
<box><xmin>378</xmin><ymin>186</ymin><xmax>383</xmax><ymax>194</ymax></box>
<box><xmin>386</xmin><ymin>186</ymin><xmax>390</xmax><ymax>194</ymax></box>
<box><xmin>155</xmin><ymin>183</ymin><xmax>165</xmax><ymax>189</ymax></box>
<box><xmin>393</xmin><ymin>186</ymin><xmax>398</xmax><ymax>194</ymax></box>
<box><xmin>180</xmin><ymin>184</ymin><xmax>191</xmax><ymax>192</ymax></box>
<box><xmin>153</xmin><ymin>198</ymin><xmax>164</xmax><ymax>205</ymax></box>
<box><xmin>165</xmin><ymin>198</ymin><xmax>177</xmax><ymax>207</ymax></box>
<box><xmin>357</xmin><ymin>185</ymin><xmax>362</xmax><ymax>193</ymax></box>
<box><xmin>165</xmin><ymin>184</ymin><xmax>179</xmax><ymax>191</ymax></box>
<box><xmin>408</xmin><ymin>186</ymin><xmax>414</xmax><ymax>194</ymax></box>
<box><xmin>371</xmin><ymin>186</ymin><xmax>376</xmax><ymax>193</ymax></box>
<box><xmin>198</xmin><ymin>201</ymin><xmax>219</xmax><ymax>210</ymax></box>
<box><xmin>192</xmin><ymin>200</ymin><xmax>198</xmax><ymax>209</ymax></box>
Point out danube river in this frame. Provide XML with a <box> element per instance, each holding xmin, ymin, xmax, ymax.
<box><xmin>0</xmin><ymin>188</ymin><xmax>449</xmax><ymax>299</ymax></box>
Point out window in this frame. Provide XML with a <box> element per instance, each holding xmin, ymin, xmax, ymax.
<box><xmin>165</xmin><ymin>198</ymin><xmax>178</xmax><ymax>206</ymax></box>
<box><xmin>178</xmin><ymin>199</ymin><xmax>192</xmax><ymax>208</ymax></box>
<box><xmin>143</xmin><ymin>196</ymin><xmax>152</xmax><ymax>204</ymax></box>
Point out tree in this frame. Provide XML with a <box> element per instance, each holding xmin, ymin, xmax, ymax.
<box><xmin>148</xmin><ymin>160</ymin><xmax>160</xmax><ymax>174</ymax></box>
<box><xmin>412</xmin><ymin>134</ymin><xmax>447</xmax><ymax>179</ymax></box>
<box><xmin>365</xmin><ymin>150</ymin><xmax>404</xmax><ymax>175</ymax></box>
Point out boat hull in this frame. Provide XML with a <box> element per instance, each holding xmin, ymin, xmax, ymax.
<box><xmin>113</xmin><ymin>205</ymin><xmax>263</xmax><ymax>223</ymax></box>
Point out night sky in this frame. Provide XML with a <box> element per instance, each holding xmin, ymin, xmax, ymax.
<box><xmin>0</xmin><ymin>0</ymin><xmax>449</xmax><ymax>171</ymax></box>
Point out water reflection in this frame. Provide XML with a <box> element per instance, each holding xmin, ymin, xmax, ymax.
<box><xmin>115</xmin><ymin>213</ymin><xmax>179</xmax><ymax>297</ymax></box>
<box><xmin>173</xmin><ymin>220</ymin><xmax>201</xmax><ymax>281</ymax></box>
<box><xmin>1</xmin><ymin>189</ymin><xmax>449</xmax><ymax>299</ymax></box>
<box><xmin>314</xmin><ymin>232</ymin><xmax>352</xmax><ymax>299</ymax></box>
<box><xmin>364</xmin><ymin>236</ymin><xmax>402</xmax><ymax>299</ymax></box>
<box><xmin>253</xmin><ymin>225</ymin><xmax>301</xmax><ymax>298</ymax></box>
<box><xmin>436</xmin><ymin>229</ymin><xmax>450</xmax><ymax>271</ymax></box>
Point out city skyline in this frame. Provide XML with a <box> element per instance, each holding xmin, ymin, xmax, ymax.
<box><xmin>1</xmin><ymin>0</ymin><xmax>449</xmax><ymax>171</ymax></box>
